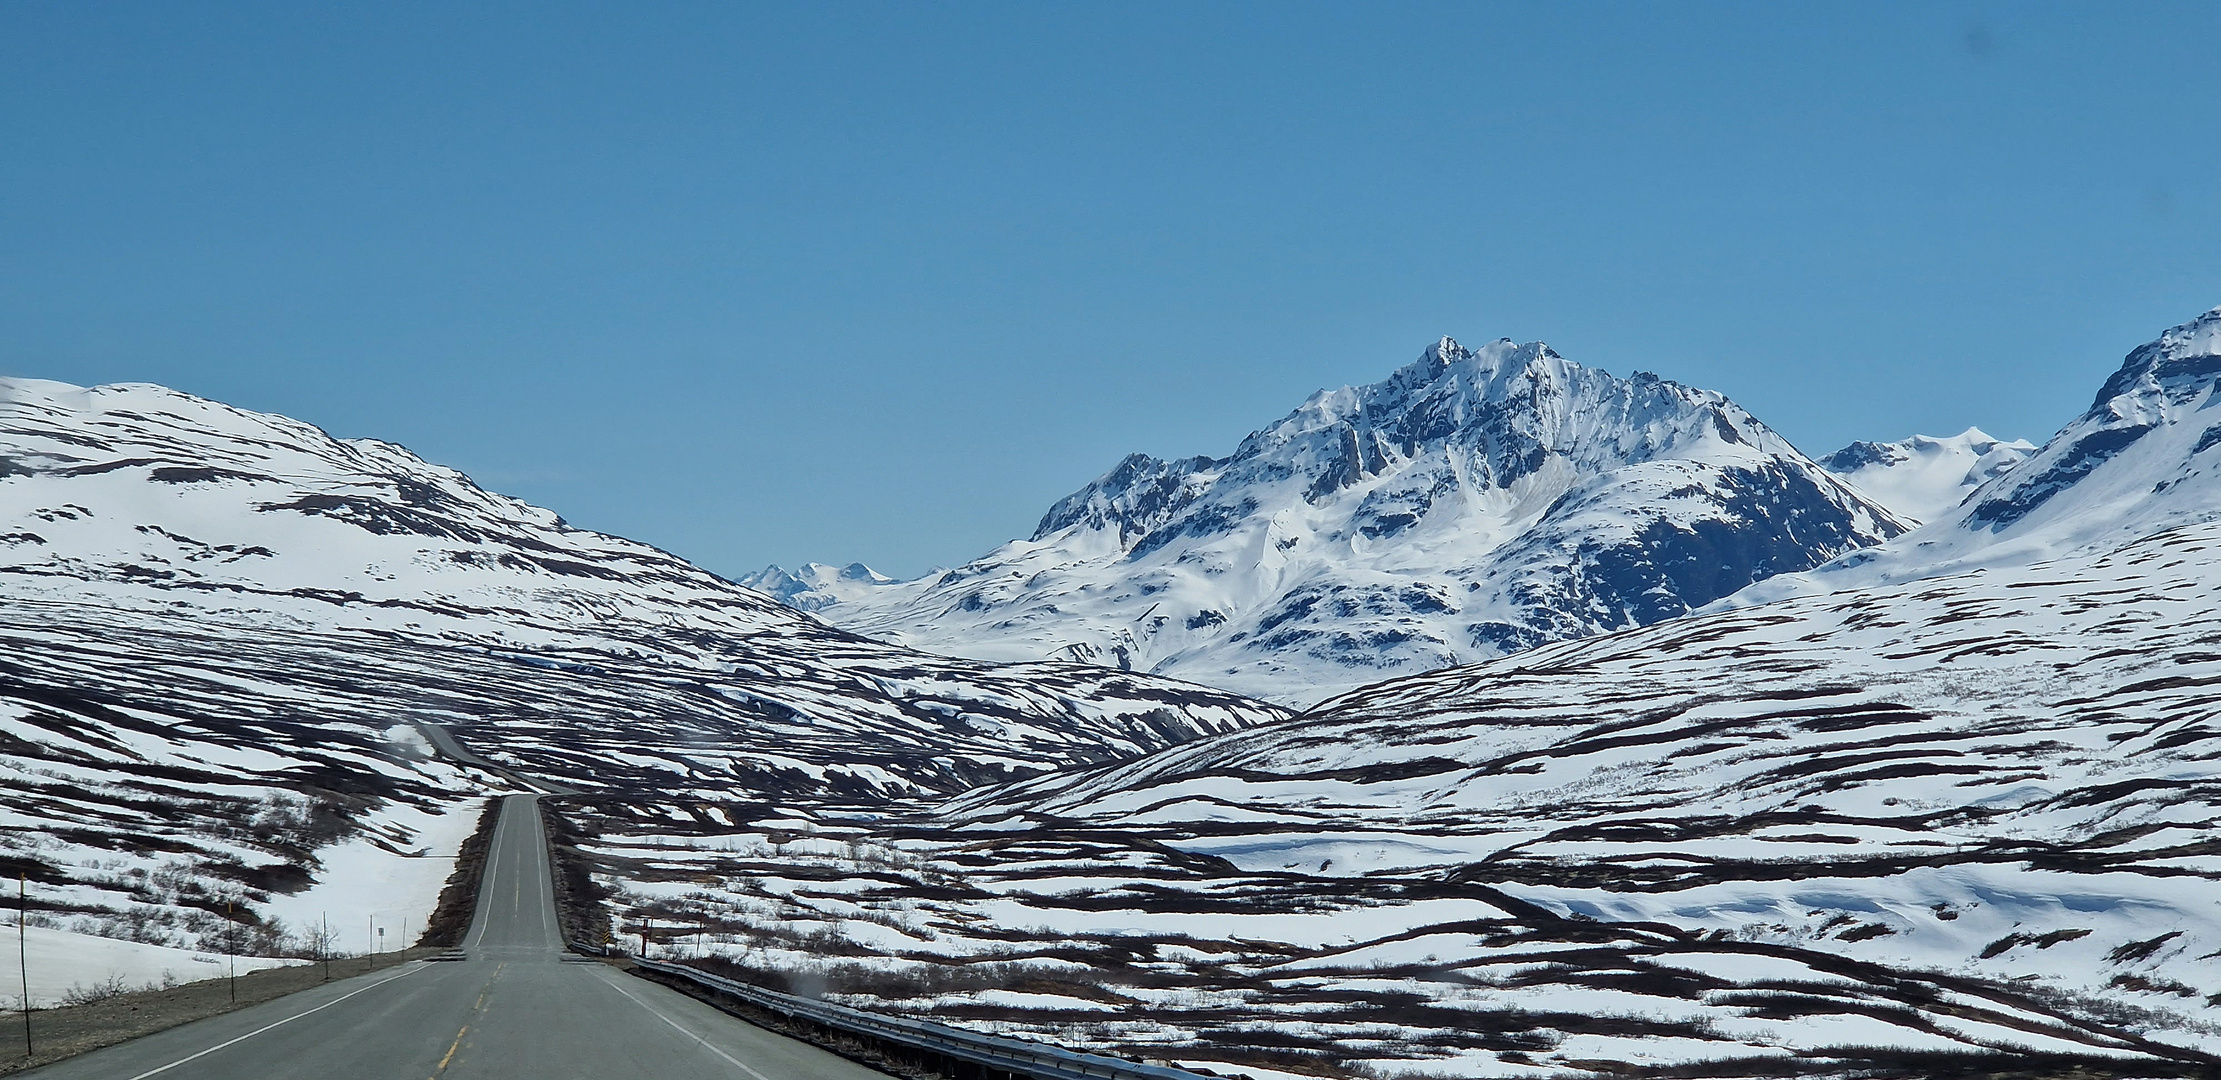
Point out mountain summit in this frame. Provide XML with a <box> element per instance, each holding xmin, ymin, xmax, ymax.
<box><xmin>774</xmin><ymin>336</ymin><xmax>1904</xmax><ymax>704</ymax></box>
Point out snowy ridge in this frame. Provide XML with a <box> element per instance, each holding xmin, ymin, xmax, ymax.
<box><xmin>1818</xmin><ymin>427</ymin><xmax>2035</xmax><ymax>524</ymax></box>
<box><xmin>0</xmin><ymin>375</ymin><xmax>1281</xmax><ymax>772</ymax></box>
<box><xmin>776</xmin><ymin>337</ymin><xmax>1904</xmax><ymax>705</ymax></box>
<box><xmin>1740</xmin><ymin>305</ymin><xmax>2221</xmax><ymax>604</ymax></box>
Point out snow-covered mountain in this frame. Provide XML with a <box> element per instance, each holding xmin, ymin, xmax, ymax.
<box><xmin>1740</xmin><ymin>304</ymin><xmax>2221</xmax><ymax>605</ymax></box>
<box><xmin>1817</xmin><ymin>427</ymin><xmax>2035</xmax><ymax>523</ymax></box>
<box><xmin>0</xmin><ymin>377</ymin><xmax>1283</xmax><ymax>977</ymax></box>
<box><xmin>770</xmin><ymin>337</ymin><xmax>1906</xmax><ymax>706</ymax></box>
<box><xmin>737</xmin><ymin>561</ymin><xmax>901</xmax><ymax>613</ymax></box>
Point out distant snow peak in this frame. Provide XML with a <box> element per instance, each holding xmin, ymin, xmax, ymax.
<box><xmin>738</xmin><ymin>561</ymin><xmax>901</xmax><ymax>612</ymax></box>
<box><xmin>1820</xmin><ymin>427</ymin><xmax>2036</xmax><ymax>524</ymax></box>
<box><xmin>785</xmin><ymin>334</ymin><xmax>1904</xmax><ymax>705</ymax></box>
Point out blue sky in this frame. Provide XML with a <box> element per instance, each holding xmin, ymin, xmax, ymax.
<box><xmin>6</xmin><ymin>3</ymin><xmax>2220</xmax><ymax>578</ymax></box>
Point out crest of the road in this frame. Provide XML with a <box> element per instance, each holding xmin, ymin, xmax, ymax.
<box><xmin>22</xmin><ymin>796</ymin><xmax>881</xmax><ymax>1080</ymax></box>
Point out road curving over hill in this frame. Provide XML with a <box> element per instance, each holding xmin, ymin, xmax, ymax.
<box><xmin>21</xmin><ymin>795</ymin><xmax>882</xmax><ymax>1080</ymax></box>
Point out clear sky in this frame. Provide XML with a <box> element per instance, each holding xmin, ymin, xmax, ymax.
<box><xmin>6</xmin><ymin>3</ymin><xmax>2221</xmax><ymax>579</ymax></box>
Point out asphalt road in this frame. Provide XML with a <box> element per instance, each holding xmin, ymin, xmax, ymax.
<box><xmin>25</xmin><ymin>795</ymin><xmax>885</xmax><ymax>1080</ymax></box>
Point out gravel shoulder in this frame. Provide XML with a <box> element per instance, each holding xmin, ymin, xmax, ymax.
<box><xmin>0</xmin><ymin>949</ymin><xmax>443</xmax><ymax>1075</ymax></box>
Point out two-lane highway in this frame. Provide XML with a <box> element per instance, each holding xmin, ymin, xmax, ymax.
<box><xmin>26</xmin><ymin>795</ymin><xmax>885</xmax><ymax>1080</ymax></box>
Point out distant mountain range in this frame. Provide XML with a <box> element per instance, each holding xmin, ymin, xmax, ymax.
<box><xmin>750</xmin><ymin>335</ymin><xmax>2010</xmax><ymax>705</ymax></box>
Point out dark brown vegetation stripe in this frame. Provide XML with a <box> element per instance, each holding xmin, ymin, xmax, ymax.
<box><xmin>542</xmin><ymin>799</ymin><xmax>617</xmax><ymax>952</ymax></box>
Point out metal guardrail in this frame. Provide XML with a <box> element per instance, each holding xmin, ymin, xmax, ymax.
<box><xmin>623</xmin><ymin>954</ymin><xmax>1217</xmax><ymax>1080</ymax></box>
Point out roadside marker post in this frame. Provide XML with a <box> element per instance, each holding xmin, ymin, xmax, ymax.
<box><xmin>227</xmin><ymin>901</ymin><xmax>236</xmax><ymax>1002</ymax></box>
<box><xmin>18</xmin><ymin>873</ymin><xmax>30</xmax><ymax>1058</ymax></box>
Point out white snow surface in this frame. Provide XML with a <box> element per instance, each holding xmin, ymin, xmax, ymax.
<box><xmin>768</xmin><ymin>337</ymin><xmax>1903</xmax><ymax>707</ymax></box>
<box><xmin>1817</xmin><ymin>427</ymin><xmax>2036</xmax><ymax>524</ymax></box>
<box><xmin>258</xmin><ymin>798</ymin><xmax>487</xmax><ymax>960</ymax></box>
<box><xmin>4</xmin><ymin>924</ymin><xmax>304</xmax><ymax>1009</ymax></box>
<box><xmin>0</xmin><ymin>375</ymin><xmax>1283</xmax><ymax>799</ymax></box>
<box><xmin>737</xmin><ymin>562</ymin><xmax>900</xmax><ymax>613</ymax></box>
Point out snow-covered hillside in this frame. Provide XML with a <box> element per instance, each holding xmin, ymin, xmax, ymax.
<box><xmin>0</xmin><ymin>377</ymin><xmax>1278</xmax><ymax>767</ymax></box>
<box><xmin>1818</xmin><ymin>428</ymin><xmax>2035</xmax><ymax>523</ymax></box>
<box><xmin>768</xmin><ymin>337</ymin><xmax>1904</xmax><ymax>706</ymax></box>
<box><xmin>583</xmin><ymin>517</ymin><xmax>2221</xmax><ymax>1079</ymax></box>
<box><xmin>0</xmin><ymin>377</ymin><xmax>1282</xmax><ymax>996</ymax></box>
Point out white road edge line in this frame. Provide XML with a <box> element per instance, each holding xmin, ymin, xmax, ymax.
<box><xmin>598</xmin><ymin>973</ymin><xmax>777</xmax><ymax>1080</ymax></box>
<box><xmin>124</xmin><ymin>964</ymin><xmax>427</xmax><ymax>1080</ymax></box>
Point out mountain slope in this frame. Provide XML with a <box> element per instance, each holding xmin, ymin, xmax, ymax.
<box><xmin>1817</xmin><ymin>427</ymin><xmax>2035</xmax><ymax>523</ymax></box>
<box><xmin>0</xmin><ymin>376</ymin><xmax>1284</xmax><ymax>984</ymax></box>
<box><xmin>775</xmin><ymin>337</ymin><xmax>1905</xmax><ymax>706</ymax></box>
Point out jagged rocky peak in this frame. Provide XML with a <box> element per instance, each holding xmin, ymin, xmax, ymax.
<box><xmin>2090</xmin><ymin>303</ymin><xmax>2221</xmax><ymax>412</ymax></box>
<box><xmin>785</xmin><ymin>334</ymin><xmax>1903</xmax><ymax>705</ymax></box>
<box><xmin>1040</xmin><ymin>335</ymin><xmax>1812</xmax><ymax>557</ymax></box>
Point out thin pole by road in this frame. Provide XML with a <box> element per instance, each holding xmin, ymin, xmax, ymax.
<box><xmin>18</xmin><ymin>872</ymin><xmax>29</xmax><ymax>1057</ymax></box>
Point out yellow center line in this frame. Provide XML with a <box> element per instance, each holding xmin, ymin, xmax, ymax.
<box><xmin>427</xmin><ymin>961</ymin><xmax>506</xmax><ymax>1080</ymax></box>
<box><xmin>432</xmin><ymin>1025</ymin><xmax>469</xmax><ymax>1074</ymax></box>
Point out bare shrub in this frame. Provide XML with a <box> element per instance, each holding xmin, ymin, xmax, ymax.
<box><xmin>58</xmin><ymin>973</ymin><xmax>132</xmax><ymax>1007</ymax></box>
